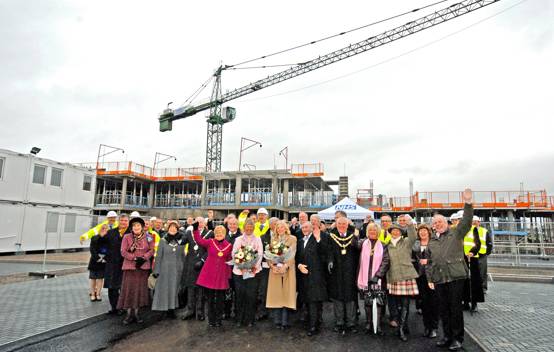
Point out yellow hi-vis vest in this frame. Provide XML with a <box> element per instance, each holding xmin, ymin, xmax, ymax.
<box><xmin>254</xmin><ymin>220</ymin><xmax>270</xmax><ymax>237</ymax></box>
<box><xmin>464</xmin><ymin>226</ymin><xmax>485</xmax><ymax>257</ymax></box>
<box><xmin>238</xmin><ymin>212</ymin><xmax>248</xmax><ymax>231</ymax></box>
<box><xmin>379</xmin><ymin>229</ymin><xmax>391</xmax><ymax>245</ymax></box>
<box><xmin>148</xmin><ymin>228</ymin><xmax>160</xmax><ymax>256</ymax></box>
<box><xmin>477</xmin><ymin>226</ymin><xmax>487</xmax><ymax>255</ymax></box>
<box><xmin>80</xmin><ymin>220</ymin><xmax>119</xmax><ymax>242</ymax></box>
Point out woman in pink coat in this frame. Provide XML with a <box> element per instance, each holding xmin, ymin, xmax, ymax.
<box><xmin>193</xmin><ymin>223</ymin><xmax>233</xmax><ymax>327</ymax></box>
<box><xmin>117</xmin><ymin>216</ymin><xmax>155</xmax><ymax>325</ymax></box>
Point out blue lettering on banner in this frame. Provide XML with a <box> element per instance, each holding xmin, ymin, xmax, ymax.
<box><xmin>334</xmin><ymin>205</ymin><xmax>357</xmax><ymax>210</ymax></box>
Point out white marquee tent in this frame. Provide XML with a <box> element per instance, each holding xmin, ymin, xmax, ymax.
<box><xmin>318</xmin><ymin>197</ymin><xmax>374</xmax><ymax>220</ymax></box>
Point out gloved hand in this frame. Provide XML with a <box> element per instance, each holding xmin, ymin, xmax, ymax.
<box><xmin>135</xmin><ymin>256</ymin><xmax>146</xmax><ymax>268</ymax></box>
<box><xmin>370</xmin><ymin>276</ymin><xmax>379</xmax><ymax>285</ymax></box>
<box><xmin>327</xmin><ymin>261</ymin><xmax>334</xmax><ymax>274</ymax></box>
<box><xmin>192</xmin><ymin>222</ymin><xmax>200</xmax><ymax>231</ymax></box>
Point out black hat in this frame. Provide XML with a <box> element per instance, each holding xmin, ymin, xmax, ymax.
<box><xmin>129</xmin><ymin>217</ymin><xmax>145</xmax><ymax>228</ymax></box>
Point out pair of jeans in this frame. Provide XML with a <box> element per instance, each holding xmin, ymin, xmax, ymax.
<box><xmin>272</xmin><ymin>308</ymin><xmax>290</xmax><ymax>326</ymax></box>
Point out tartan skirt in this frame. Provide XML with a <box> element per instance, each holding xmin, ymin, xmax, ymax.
<box><xmin>388</xmin><ymin>279</ymin><xmax>419</xmax><ymax>296</ymax></box>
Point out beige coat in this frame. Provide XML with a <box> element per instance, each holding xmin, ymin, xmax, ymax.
<box><xmin>266</xmin><ymin>234</ymin><xmax>297</xmax><ymax>309</ymax></box>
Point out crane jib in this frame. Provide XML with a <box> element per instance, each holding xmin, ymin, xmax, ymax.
<box><xmin>160</xmin><ymin>0</ymin><xmax>501</xmax><ymax>124</ymax></box>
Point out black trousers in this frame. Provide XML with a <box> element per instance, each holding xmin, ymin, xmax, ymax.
<box><xmin>108</xmin><ymin>288</ymin><xmax>120</xmax><ymax>311</ymax></box>
<box><xmin>306</xmin><ymin>301</ymin><xmax>322</xmax><ymax>330</ymax></box>
<box><xmin>436</xmin><ymin>279</ymin><xmax>465</xmax><ymax>343</ymax></box>
<box><xmin>186</xmin><ymin>286</ymin><xmax>205</xmax><ymax>318</ymax></box>
<box><xmin>257</xmin><ymin>268</ymin><xmax>269</xmax><ymax>317</ymax></box>
<box><xmin>479</xmin><ymin>255</ymin><xmax>488</xmax><ymax>290</ymax></box>
<box><xmin>205</xmin><ymin>288</ymin><xmax>225</xmax><ymax>325</ymax></box>
<box><xmin>388</xmin><ymin>293</ymin><xmax>400</xmax><ymax>322</ymax></box>
<box><xmin>332</xmin><ymin>299</ymin><xmax>356</xmax><ymax>328</ymax></box>
<box><xmin>224</xmin><ymin>278</ymin><xmax>235</xmax><ymax>318</ymax></box>
<box><xmin>416</xmin><ymin>275</ymin><xmax>439</xmax><ymax>330</ymax></box>
<box><xmin>234</xmin><ymin>274</ymin><xmax>259</xmax><ymax>324</ymax></box>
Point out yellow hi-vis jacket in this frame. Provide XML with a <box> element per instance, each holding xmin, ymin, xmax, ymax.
<box><xmin>254</xmin><ymin>220</ymin><xmax>270</xmax><ymax>237</ymax></box>
<box><xmin>379</xmin><ymin>229</ymin><xmax>391</xmax><ymax>245</ymax></box>
<box><xmin>80</xmin><ymin>220</ymin><xmax>119</xmax><ymax>242</ymax></box>
<box><xmin>464</xmin><ymin>226</ymin><xmax>484</xmax><ymax>257</ymax></box>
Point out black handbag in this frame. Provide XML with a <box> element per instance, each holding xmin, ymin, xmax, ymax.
<box><xmin>194</xmin><ymin>259</ymin><xmax>204</xmax><ymax>271</ymax></box>
<box><xmin>362</xmin><ymin>287</ymin><xmax>387</xmax><ymax>307</ymax></box>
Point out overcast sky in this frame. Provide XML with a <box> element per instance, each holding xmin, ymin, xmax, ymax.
<box><xmin>1</xmin><ymin>0</ymin><xmax>552</xmax><ymax>198</ymax></box>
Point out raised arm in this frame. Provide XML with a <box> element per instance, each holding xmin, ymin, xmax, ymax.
<box><xmin>193</xmin><ymin>229</ymin><xmax>210</xmax><ymax>248</ymax></box>
<box><xmin>456</xmin><ymin>189</ymin><xmax>474</xmax><ymax>240</ymax></box>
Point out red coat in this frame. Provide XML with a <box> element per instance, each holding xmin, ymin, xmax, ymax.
<box><xmin>193</xmin><ymin>230</ymin><xmax>232</xmax><ymax>290</ymax></box>
<box><xmin>120</xmin><ymin>233</ymin><xmax>155</xmax><ymax>271</ymax></box>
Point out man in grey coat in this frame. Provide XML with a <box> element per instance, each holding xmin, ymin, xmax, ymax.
<box><xmin>427</xmin><ymin>188</ymin><xmax>474</xmax><ymax>351</ymax></box>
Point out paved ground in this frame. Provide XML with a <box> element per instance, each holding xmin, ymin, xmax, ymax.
<box><xmin>106</xmin><ymin>305</ymin><xmax>483</xmax><ymax>352</ymax></box>
<box><xmin>0</xmin><ymin>263</ymin><xmax>81</xmax><ymax>276</ymax></box>
<box><xmin>0</xmin><ymin>272</ymin><xmax>108</xmax><ymax>347</ymax></box>
<box><xmin>465</xmin><ymin>281</ymin><xmax>554</xmax><ymax>352</ymax></box>
<box><xmin>0</xmin><ymin>252</ymin><xmax>90</xmax><ymax>265</ymax></box>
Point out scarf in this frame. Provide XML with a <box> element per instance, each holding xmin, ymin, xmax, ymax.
<box><xmin>357</xmin><ymin>238</ymin><xmax>384</xmax><ymax>290</ymax></box>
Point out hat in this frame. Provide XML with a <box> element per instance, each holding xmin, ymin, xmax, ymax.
<box><xmin>129</xmin><ymin>217</ymin><xmax>145</xmax><ymax>228</ymax></box>
<box><xmin>150</xmin><ymin>217</ymin><xmax>157</xmax><ymax>221</ymax></box>
<box><xmin>167</xmin><ymin>220</ymin><xmax>179</xmax><ymax>230</ymax></box>
<box><xmin>388</xmin><ymin>224</ymin><xmax>402</xmax><ymax>234</ymax></box>
<box><xmin>450</xmin><ymin>212</ymin><xmax>462</xmax><ymax>221</ymax></box>
<box><xmin>130</xmin><ymin>211</ymin><xmax>141</xmax><ymax>217</ymax></box>
<box><xmin>107</xmin><ymin>211</ymin><xmax>118</xmax><ymax>218</ymax></box>
<box><xmin>472</xmin><ymin>216</ymin><xmax>480</xmax><ymax>222</ymax></box>
<box><xmin>257</xmin><ymin>208</ymin><xmax>269</xmax><ymax>215</ymax></box>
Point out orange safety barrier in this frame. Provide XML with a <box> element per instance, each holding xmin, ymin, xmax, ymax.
<box><xmin>361</xmin><ymin>190</ymin><xmax>554</xmax><ymax>212</ymax></box>
<box><xmin>92</xmin><ymin>161</ymin><xmax>204</xmax><ymax>181</ymax></box>
<box><xmin>291</xmin><ymin>163</ymin><xmax>324</xmax><ymax>177</ymax></box>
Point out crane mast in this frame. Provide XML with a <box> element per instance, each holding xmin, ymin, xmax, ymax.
<box><xmin>159</xmin><ymin>0</ymin><xmax>501</xmax><ymax>172</ymax></box>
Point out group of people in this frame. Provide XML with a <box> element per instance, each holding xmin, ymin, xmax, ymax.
<box><xmin>82</xmin><ymin>188</ymin><xmax>492</xmax><ymax>351</ymax></box>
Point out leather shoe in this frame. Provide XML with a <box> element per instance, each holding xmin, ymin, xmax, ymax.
<box><xmin>448</xmin><ymin>340</ymin><xmax>463</xmax><ymax>350</ymax></box>
<box><xmin>307</xmin><ymin>327</ymin><xmax>317</xmax><ymax>337</ymax></box>
<box><xmin>437</xmin><ymin>338</ymin><xmax>451</xmax><ymax>347</ymax></box>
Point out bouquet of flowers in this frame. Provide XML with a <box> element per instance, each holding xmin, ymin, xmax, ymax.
<box><xmin>264</xmin><ymin>240</ymin><xmax>294</xmax><ymax>267</ymax></box>
<box><xmin>228</xmin><ymin>245</ymin><xmax>259</xmax><ymax>279</ymax></box>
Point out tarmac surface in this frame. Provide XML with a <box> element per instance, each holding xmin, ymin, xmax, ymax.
<box><xmin>0</xmin><ymin>262</ymin><xmax>80</xmax><ymax>276</ymax></box>
<box><xmin>0</xmin><ymin>267</ymin><xmax>552</xmax><ymax>352</ymax></box>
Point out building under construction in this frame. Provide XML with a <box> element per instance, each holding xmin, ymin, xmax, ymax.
<box><xmin>80</xmin><ymin>161</ymin><xmax>342</xmax><ymax>219</ymax></box>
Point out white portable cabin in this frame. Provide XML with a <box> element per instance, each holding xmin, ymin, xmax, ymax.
<box><xmin>0</xmin><ymin>148</ymin><xmax>96</xmax><ymax>253</ymax></box>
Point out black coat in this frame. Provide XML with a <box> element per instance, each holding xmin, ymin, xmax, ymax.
<box><xmin>103</xmin><ymin>226</ymin><xmax>131</xmax><ymax>289</ymax></box>
<box><xmin>296</xmin><ymin>234</ymin><xmax>328</xmax><ymax>303</ymax></box>
<box><xmin>225</xmin><ymin>228</ymin><xmax>242</xmax><ymax>244</ymax></box>
<box><xmin>327</xmin><ymin>228</ymin><xmax>359</xmax><ymax>302</ymax></box>
<box><xmin>88</xmin><ymin>235</ymin><xmax>109</xmax><ymax>272</ymax></box>
<box><xmin>181</xmin><ymin>228</ymin><xmax>212</xmax><ymax>288</ymax></box>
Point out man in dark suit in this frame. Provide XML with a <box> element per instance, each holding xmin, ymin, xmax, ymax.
<box><xmin>296</xmin><ymin>222</ymin><xmax>328</xmax><ymax>336</ymax></box>
<box><xmin>104</xmin><ymin>214</ymin><xmax>131</xmax><ymax>315</ymax></box>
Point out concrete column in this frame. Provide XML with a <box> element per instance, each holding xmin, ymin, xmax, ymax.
<box><xmin>148</xmin><ymin>183</ymin><xmax>155</xmax><ymax>208</ymax></box>
<box><xmin>271</xmin><ymin>176</ymin><xmax>278</xmax><ymax>207</ymax></box>
<box><xmin>120</xmin><ymin>177</ymin><xmax>128</xmax><ymax>208</ymax></box>
<box><xmin>201</xmin><ymin>177</ymin><xmax>207</xmax><ymax>207</ymax></box>
<box><xmin>283</xmin><ymin>179</ymin><xmax>289</xmax><ymax>208</ymax></box>
<box><xmin>235</xmin><ymin>175</ymin><xmax>242</xmax><ymax>207</ymax></box>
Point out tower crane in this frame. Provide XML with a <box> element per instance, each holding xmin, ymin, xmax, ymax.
<box><xmin>159</xmin><ymin>0</ymin><xmax>502</xmax><ymax>172</ymax></box>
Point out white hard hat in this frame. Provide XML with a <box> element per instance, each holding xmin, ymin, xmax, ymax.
<box><xmin>107</xmin><ymin>211</ymin><xmax>118</xmax><ymax>218</ymax></box>
<box><xmin>257</xmin><ymin>208</ymin><xmax>269</xmax><ymax>215</ymax></box>
<box><xmin>150</xmin><ymin>217</ymin><xmax>157</xmax><ymax>221</ymax></box>
<box><xmin>130</xmin><ymin>211</ymin><xmax>141</xmax><ymax>217</ymax></box>
<box><xmin>472</xmin><ymin>216</ymin><xmax>480</xmax><ymax>222</ymax></box>
<box><xmin>450</xmin><ymin>213</ymin><xmax>459</xmax><ymax>221</ymax></box>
